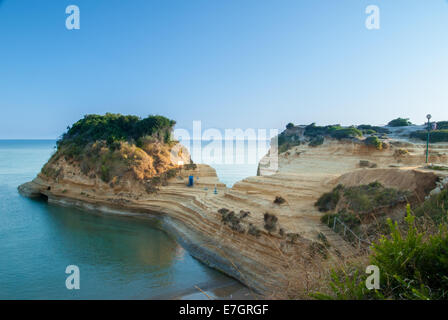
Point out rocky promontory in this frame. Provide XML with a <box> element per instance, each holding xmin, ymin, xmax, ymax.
<box><xmin>19</xmin><ymin>115</ymin><xmax>448</xmax><ymax>297</ymax></box>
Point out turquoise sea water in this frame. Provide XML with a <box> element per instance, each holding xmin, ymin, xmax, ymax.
<box><xmin>0</xmin><ymin>140</ymin><xmax>259</xmax><ymax>299</ymax></box>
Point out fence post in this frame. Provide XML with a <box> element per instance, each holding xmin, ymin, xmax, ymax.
<box><xmin>344</xmin><ymin>225</ymin><xmax>347</xmax><ymax>236</ymax></box>
<box><xmin>333</xmin><ymin>217</ymin><xmax>336</xmax><ymax>230</ymax></box>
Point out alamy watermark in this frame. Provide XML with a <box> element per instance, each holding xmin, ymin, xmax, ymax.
<box><xmin>366</xmin><ymin>265</ymin><xmax>380</xmax><ymax>290</ymax></box>
<box><xmin>65</xmin><ymin>4</ymin><xmax>380</xmax><ymax>31</ymax></box>
<box><xmin>66</xmin><ymin>5</ymin><xmax>80</xmax><ymax>30</ymax></box>
<box><xmin>170</xmin><ymin>121</ymin><xmax>279</xmax><ymax>174</ymax></box>
<box><xmin>366</xmin><ymin>5</ymin><xmax>380</xmax><ymax>30</ymax></box>
<box><xmin>65</xmin><ymin>265</ymin><xmax>80</xmax><ymax>290</ymax></box>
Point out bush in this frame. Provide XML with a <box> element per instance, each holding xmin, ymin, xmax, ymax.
<box><xmin>248</xmin><ymin>224</ymin><xmax>261</xmax><ymax>238</ymax></box>
<box><xmin>219</xmin><ymin>208</ymin><xmax>247</xmax><ymax>233</ymax></box>
<box><xmin>364</xmin><ymin>136</ymin><xmax>383</xmax><ymax>150</ymax></box>
<box><xmin>394</xmin><ymin>148</ymin><xmax>409</xmax><ymax>157</ymax></box>
<box><xmin>304</xmin><ymin>123</ymin><xmax>341</xmax><ymax>137</ymax></box>
<box><xmin>184</xmin><ymin>163</ymin><xmax>197</xmax><ymax>170</ymax></box>
<box><xmin>357</xmin><ymin>125</ymin><xmax>390</xmax><ymax>134</ymax></box>
<box><xmin>314</xmin><ymin>206</ymin><xmax>448</xmax><ymax>300</ymax></box>
<box><xmin>100</xmin><ymin>165</ymin><xmax>110</xmax><ymax>182</ymax></box>
<box><xmin>278</xmin><ymin>133</ymin><xmax>301</xmax><ymax>153</ymax></box>
<box><xmin>317</xmin><ymin>182</ymin><xmax>408</xmax><ymax>215</ymax></box>
<box><xmin>342</xmin><ymin>182</ymin><xmax>408</xmax><ymax>214</ymax></box>
<box><xmin>286</xmin><ymin>123</ymin><xmax>294</xmax><ymax>129</ymax></box>
<box><xmin>57</xmin><ymin>113</ymin><xmax>176</xmax><ymax>152</ymax></box>
<box><xmin>309</xmin><ymin>136</ymin><xmax>324</xmax><ymax>147</ymax></box>
<box><xmin>410</xmin><ymin>130</ymin><xmax>448</xmax><ymax>143</ymax></box>
<box><xmin>370</xmin><ymin>209</ymin><xmax>448</xmax><ymax>299</ymax></box>
<box><xmin>359</xmin><ymin>160</ymin><xmax>377</xmax><ymax>168</ymax></box>
<box><xmin>436</xmin><ymin>121</ymin><xmax>448</xmax><ymax>130</ymax></box>
<box><xmin>304</xmin><ymin>123</ymin><xmax>362</xmax><ymax>140</ymax></box>
<box><xmin>414</xmin><ymin>189</ymin><xmax>448</xmax><ymax>224</ymax></box>
<box><xmin>273</xmin><ymin>196</ymin><xmax>286</xmax><ymax>205</ymax></box>
<box><xmin>279</xmin><ymin>141</ymin><xmax>301</xmax><ymax>153</ymax></box>
<box><xmin>264</xmin><ymin>213</ymin><xmax>278</xmax><ymax>234</ymax></box>
<box><xmin>321</xmin><ymin>209</ymin><xmax>361</xmax><ymax>236</ymax></box>
<box><xmin>387</xmin><ymin>117</ymin><xmax>412</xmax><ymax>127</ymax></box>
<box><xmin>239</xmin><ymin>210</ymin><xmax>251</xmax><ymax>219</ymax></box>
<box><xmin>315</xmin><ymin>184</ymin><xmax>343</xmax><ymax>212</ymax></box>
<box><xmin>330</xmin><ymin>127</ymin><xmax>363</xmax><ymax>140</ymax></box>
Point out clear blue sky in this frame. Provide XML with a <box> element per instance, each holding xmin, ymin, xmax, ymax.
<box><xmin>0</xmin><ymin>0</ymin><xmax>447</xmax><ymax>139</ymax></box>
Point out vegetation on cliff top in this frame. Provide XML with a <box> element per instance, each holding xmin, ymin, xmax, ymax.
<box><xmin>410</xmin><ymin>129</ymin><xmax>448</xmax><ymax>143</ymax></box>
<box><xmin>387</xmin><ymin>117</ymin><xmax>412</xmax><ymax>127</ymax></box>
<box><xmin>42</xmin><ymin>113</ymin><xmax>184</xmax><ymax>186</ymax></box>
<box><xmin>318</xmin><ymin>182</ymin><xmax>410</xmax><ymax>244</ymax></box>
<box><xmin>57</xmin><ymin>113</ymin><xmax>175</xmax><ymax>152</ymax></box>
<box><xmin>304</xmin><ymin>123</ymin><xmax>362</xmax><ymax>139</ymax></box>
<box><xmin>317</xmin><ymin>182</ymin><xmax>409</xmax><ymax>215</ymax></box>
<box><xmin>278</xmin><ymin>117</ymin><xmax>448</xmax><ymax>155</ymax></box>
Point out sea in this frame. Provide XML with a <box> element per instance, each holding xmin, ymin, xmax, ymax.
<box><xmin>0</xmin><ymin>140</ymin><xmax>265</xmax><ymax>299</ymax></box>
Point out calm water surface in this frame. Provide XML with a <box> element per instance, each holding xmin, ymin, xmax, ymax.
<box><xmin>0</xmin><ymin>140</ymin><xmax>259</xmax><ymax>299</ymax></box>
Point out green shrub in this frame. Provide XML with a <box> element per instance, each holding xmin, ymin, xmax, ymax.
<box><xmin>370</xmin><ymin>208</ymin><xmax>448</xmax><ymax>299</ymax></box>
<box><xmin>364</xmin><ymin>136</ymin><xmax>383</xmax><ymax>150</ymax></box>
<box><xmin>436</xmin><ymin>121</ymin><xmax>448</xmax><ymax>130</ymax></box>
<box><xmin>278</xmin><ymin>133</ymin><xmax>301</xmax><ymax>153</ymax></box>
<box><xmin>315</xmin><ymin>184</ymin><xmax>343</xmax><ymax>212</ymax></box>
<box><xmin>387</xmin><ymin>118</ymin><xmax>412</xmax><ymax>127</ymax></box>
<box><xmin>317</xmin><ymin>182</ymin><xmax>408</xmax><ymax>215</ymax></box>
<box><xmin>279</xmin><ymin>141</ymin><xmax>301</xmax><ymax>153</ymax></box>
<box><xmin>342</xmin><ymin>182</ymin><xmax>408</xmax><ymax>213</ymax></box>
<box><xmin>414</xmin><ymin>189</ymin><xmax>448</xmax><ymax>224</ymax></box>
<box><xmin>57</xmin><ymin>113</ymin><xmax>176</xmax><ymax>153</ymax></box>
<box><xmin>304</xmin><ymin>123</ymin><xmax>362</xmax><ymax>140</ymax></box>
<box><xmin>330</xmin><ymin>127</ymin><xmax>363</xmax><ymax>140</ymax></box>
<box><xmin>286</xmin><ymin>122</ymin><xmax>294</xmax><ymax>129</ymax></box>
<box><xmin>357</xmin><ymin>125</ymin><xmax>390</xmax><ymax>134</ymax></box>
<box><xmin>304</xmin><ymin>123</ymin><xmax>341</xmax><ymax>137</ymax></box>
<box><xmin>410</xmin><ymin>130</ymin><xmax>448</xmax><ymax>143</ymax></box>
<box><xmin>309</xmin><ymin>136</ymin><xmax>324</xmax><ymax>147</ymax></box>
<box><xmin>100</xmin><ymin>165</ymin><xmax>110</xmax><ymax>182</ymax></box>
<box><xmin>314</xmin><ymin>206</ymin><xmax>448</xmax><ymax>300</ymax></box>
<box><xmin>321</xmin><ymin>210</ymin><xmax>361</xmax><ymax>231</ymax></box>
<box><xmin>427</xmin><ymin>165</ymin><xmax>448</xmax><ymax>172</ymax></box>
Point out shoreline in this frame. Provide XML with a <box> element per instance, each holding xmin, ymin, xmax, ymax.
<box><xmin>153</xmin><ymin>279</ymin><xmax>255</xmax><ymax>300</ymax></box>
<box><xmin>44</xmin><ymin>194</ymin><xmax>255</xmax><ymax>299</ymax></box>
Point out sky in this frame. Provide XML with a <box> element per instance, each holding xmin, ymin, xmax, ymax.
<box><xmin>0</xmin><ymin>0</ymin><xmax>447</xmax><ymax>139</ymax></box>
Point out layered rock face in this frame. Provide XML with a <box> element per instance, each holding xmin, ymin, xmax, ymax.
<box><xmin>19</xmin><ymin>137</ymin><xmax>448</xmax><ymax>297</ymax></box>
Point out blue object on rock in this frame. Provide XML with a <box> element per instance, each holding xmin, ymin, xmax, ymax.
<box><xmin>188</xmin><ymin>175</ymin><xmax>194</xmax><ymax>187</ymax></box>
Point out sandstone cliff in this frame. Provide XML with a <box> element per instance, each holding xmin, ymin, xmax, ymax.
<box><xmin>18</xmin><ymin>126</ymin><xmax>448</xmax><ymax>297</ymax></box>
